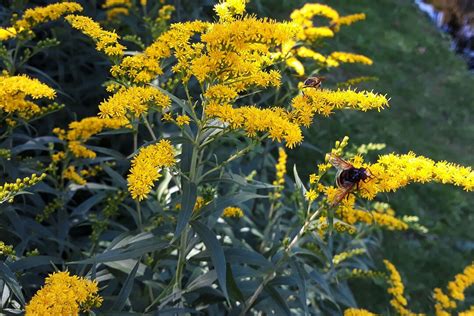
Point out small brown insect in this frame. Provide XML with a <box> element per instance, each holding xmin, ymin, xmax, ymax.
<box><xmin>327</xmin><ymin>153</ymin><xmax>372</xmax><ymax>206</ymax></box>
<box><xmin>303</xmin><ymin>76</ymin><xmax>325</xmax><ymax>89</ymax></box>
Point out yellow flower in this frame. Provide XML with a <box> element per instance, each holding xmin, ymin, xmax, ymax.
<box><xmin>447</xmin><ymin>262</ymin><xmax>474</xmax><ymax>301</ymax></box>
<box><xmin>291</xmin><ymin>88</ymin><xmax>389</xmax><ymax>126</ymax></box>
<box><xmin>25</xmin><ymin>271</ymin><xmax>102</xmax><ymax>316</ymax></box>
<box><xmin>286</xmin><ymin>57</ymin><xmax>305</xmax><ymax>76</ymax></box>
<box><xmin>62</xmin><ymin>117</ymin><xmax>124</xmax><ymax>158</ymax></box>
<box><xmin>14</xmin><ymin>2</ymin><xmax>83</xmax><ymax>30</ymax></box>
<box><xmin>344</xmin><ymin>308</ymin><xmax>377</xmax><ymax>316</ymax></box>
<box><xmin>102</xmin><ymin>0</ymin><xmax>131</xmax><ymax>20</ymax></box>
<box><xmin>51</xmin><ymin>151</ymin><xmax>65</xmax><ymax>163</ymax></box>
<box><xmin>0</xmin><ymin>241</ymin><xmax>15</xmax><ymax>257</ymax></box>
<box><xmin>273</xmin><ymin>148</ymin><xmax>287</xmax><ymax>187</ymax></box>
<box><xmin>204</xmin><ymin>84</ymin><xmax>239</xmax><ymax>102</ymax></box>
<box><xmin>206</xmin><ymin>103</ymin><xmax>303</xmax><ymax>148</ymax></box>
<box><xmin>328</xmin><ymin>52</ymin><xmax>373</xmax><ymax>66</ymax></box>
<box><xmin>99</xmin><ymin>86</ymin><xmax>171</xmax><ymax>124</ymax></box>
<box><xmin>214</xmin><ymin>0</ymin><xmax>248</xmax><ymax>21</ymax></box>
<box><xmin>128</xmin><ymin>139</ymin><xmax>176</xmax><ymax>200</ymax></box>
<box><xmin>0</xmin><ymin>74</ymin><xmax>56</xmax><ymax>100</ymax></box>
<box><xmin>176</xmin><ymin>115</ymin><xmax>191</xmax><ymax>126</ymax></box>
<box><xmin>332</xmin><ymin>13</ymin><xmax>366</xmax><ymax>32</ymax></box>
<box><xmin>358</xmin><ymin>152</ymin><xmax>474</xmax><ymax>200</ymax></box>
<box><xmin>0</xmin><ymin>27</ymin><xmax>18</xmax><ymax>41</ymax></box>
<box><xmin>459</xmin><ymin>305</ymin><xmax>474</xmax><ymax>316</ymax></box>
<box><xmin>433</xmin><ymin>288</ymin><xmax>456</xmax><ymax>316</ymax></box>
<box><xmin>65</xmin><ymin>15</ymin><xmax>125</xmax><ymax>56</ymax></box>
<box><xmin>222</xmin><ymin>206</ymin><xmax>244</xmax><ymax>218</ymax></box>
<box><xmin>63</xmin><ymin>166</ymin><xmax>86</xmax><ymax>185</ymax></box>
<box><xmin>384</xmin><ymin>260</ymin><xmax>424</xmax><ymax>316</ymax></box>
<box><xmin>305</xmin><ymin>189</ymin><xmax>318</xmax><ymax>202</ymax></box>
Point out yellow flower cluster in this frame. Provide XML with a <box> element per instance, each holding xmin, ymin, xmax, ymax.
<box><xmin>55</xmin><ymin>117</ymin><xmax>124</xmax><ymax>159</ymax></box>
<box><xmin>128</xmin><ymin>140</ymin><xmax>176</xmax><ymax>200</ymax></box>
<box><xmin>222</xmin><ymin>206</ymin><xmax>244</xmax><ymax>218</ymax></box>
<box><xmin>328</xmin><ymin>52</ymin><xmax>373</xmax><ymax>66</ymax></box>
<box><xmin>333</xmin><ymin>248</ymin><xmax>366</xmax><ymax>265</ymax></box>
<box><xmin>0</xmin><ymin>74</ymin><xmax>56</xmax><ymax>100</ymax></box>
<box><xmin>0</xmin><ymin>27</ymin><xmax>18</xmax><ymax>41</ymax></box>
<box><xmin>332</xmin><ymin>13</ymin><xmax>366</xmax><ymax>31</ymax></box>
<box><xmin>291</xmin><ymin>88</ymin><xmax>389</xmax><ymax>126</ymax></box>
<box><xmin>317</xmin><ymin>216</ymin><xmax>356</xmax><ymax>236</ymax></box>
<box><xmin>176</xmin><ymin>115</ymin><xmax>191</xmax><ymax>126</ymax></box>
<box><xmin>0</xmin><ymin>241</ymin><xmax>15</xmax><ymax>257</ymax></box>
<box><xmin>272</xmin><ymin>148</ymin><xmax>287</xmax><ymax>199</ymax></box>
<box><xmin>111</xmin><ymin>21</ymin><xmax>207</xmax><ymax>82</ymax></box>
<box><xmin>459</xmin><ymin>306</ymin><xmax>474</xmax><ymax>316</ymax></box>
<box><xmin>14</xmin><ymin>2</ymin><xmax>83</xmax><ymax>31</ymax></box>
<box><xmin>448</xmin><ymin>263</ymin><xmax>474</xmax><ymax>301</ymax></box>
<box><xmin>25</xmin><ymin>271</ymin><xmax>102</xmax><ymax>316</ymax></box>
<box><xmin>63</xmin><ymin>166</ymin><xmax>86</xmax><ymax>185</ymax></box>
<box><xmin>358</xmin><ymin>152</ymin><xmax>474</xmax><ymax>200</ymax></box>
<box><xmin>384</xmin><ymin>260</ymin><xmax>423</xmax><ymax>316</ymax></box>
<box><xmin>344</xmin><ymin>308</ymin><xmax>377</xmax><ymax>316</ymax></box>
<box><xmin>103</xmin><ymin>0</ymin><xmax>131</xmax><ymax>20</ymax></box>
<box><xmin>282</xmin><ymin>3</ymin><xmax>369</xmax><ymax>75</ymax></box>
<box><xmin>333</xmin><ymin>195</ymin><xmax>408</xmax><ymax>231</ymax></box>
<box><xmin>65</xmin><ymin>15</ymin><xmax>125</xmax><ymax>56</ymax></box>
<box><xmin>290</xmin><ymin>3</ymin><xmax>339</xmax><ymax>41</ymax></box>
<box><xmin>98</xmin><ymin>86</ymin><xmax>171</xmax><ymax>124</ymax></box>
<box><xmin>433</xmin><ymin>262</ymin><xmax>474</xmax><ymax>315</ymax></box>
<box><xmin>214</xmin><ymin>0</ymin><xmax>248</xmax><ymax>22</ymax></box>
<box><xmin>0</xmin><ymin>173</ymin><xmax>46</xmax><ymax>203</ymax></box>
<box><xmin>206</xmin><ymin>103</ymin><xmax>303</xmax><ymax>148</ymax></box>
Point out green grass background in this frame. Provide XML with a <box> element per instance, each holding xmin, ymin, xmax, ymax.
<box><xmin>257</xmin><ymin>0</ymin><xmax>474</xmax><ymax>311</ymax></box>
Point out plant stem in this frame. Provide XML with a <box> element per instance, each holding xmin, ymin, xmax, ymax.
<box><xmin>142</xmin><ymin>115</ymin><xmax>157</xmax><ymax>141</ymax></box>
<box><xmin>239</xmin><ymin>204</ymin><xmax>324</xmax><ymax>315</ymax></box>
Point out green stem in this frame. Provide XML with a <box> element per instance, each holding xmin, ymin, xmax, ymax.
<box><xmin>240</xmin><ymin>204</ymin><xmax>324</xmax><ymax>315</ymax></box>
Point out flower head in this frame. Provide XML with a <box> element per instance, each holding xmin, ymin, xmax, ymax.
<box><xmin>25</xmin><ymin>271</ymin><xmax>102</xmax><ymax>316</ymax></box>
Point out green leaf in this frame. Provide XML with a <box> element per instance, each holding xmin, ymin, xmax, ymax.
<box><xmin>70</xmin><ymin>238</ymin><xmax>168</xmax><ymax>264</ymax></box>
<box><xmin>199</xmin><ymin>192</ymin><xmax>266</xmax><ymax>218</ymax></box>
<box><xmin>173</xmin><ymin>181</ymin><xmax>197</xmax><ymax>240</ymax></box>
<box><xmin>110</xmin><ymin>260</ymin><xmax>140</xmax><ymax>312</ymax></box>
<box><xmin>0</xmin><ymin>263</ymin><xmax>25</xmax><ymax>306</ymax></box>
<box><xmin>293</xmin><ymin>164</ymin><xmax>307</xmax><ymax>196</ymax></box>
<box><xmin>9</xmin><ymin>256</ymin><xmax>63</xmax><ymax>272</ymax></box>
<box><xmin>226</xmin><ymin>263</ymin><xmax>245</xmax><ymax>305</ymax></box>
<box><xmin>191</xmin><ymin>221</ymin><xmax>229</xmax><ymax>301</ymax></box>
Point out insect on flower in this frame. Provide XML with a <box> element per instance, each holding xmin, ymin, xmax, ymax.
<box><xmin>303</xmin><ymin>76</ymin><xmax>325</xmax><ymax>89</ymax></box>
<box><xmin>327</xmin><ymin>153</ymin><xmax>372</xmax><ymax>206</ymax></box>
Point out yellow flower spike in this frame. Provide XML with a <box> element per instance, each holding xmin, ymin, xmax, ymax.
<box><xmin>222</xmin><ymin>206</ymin><xmax>244</xmax><ymax>218</ymax></box>
<box><xmin>447</xmin><ymin>262</ymin><xmax>474</xmax><ymax>301</ymax></box>
<box><xmin>273</xmin><ymin>148</ymin><xmax>287</xmax><ymax>187</ymax></box>
<box><xmin>14</xmin><ymin>2</ymin><xmax>83</xmax><ymax>30</ymax></box>
<box><xmin>384</xmin><ymin>260</ymin><xmax>424</xmax><ymax>316</ymax></box>
<box><xmin>286</xmin><ymin>57</ymin><xmax>305</xmax><ymax>76</ymax></box>
<box><xmin>0</xmin><ymin>173</ymin><xmax>46</xmax><ymax>203</ymax></box>
<box><xmin>65</xmin><ymin>15</ymin><xmax>125</xmax><ymax>56</ymax></box>
<box><xmin>25</xmin><ymin>271</ymin><xmax>102</xmax><ymax>316</ymax></box>
<box><xmin>291</xmin><ymin>88</ymin><xmax>388</xmax><ymax>127</ymax></box>
<box><xmin>328</xmin><ymin>52</ymin><xmax>373</xmax><ymax>65</ymax></box>
<box><xmin>333</xmin><ymin>248</ymin><xmax>366</xmax><ymax>265</ymax></box>
<box><xmin>127</xmin><ymin>139</ymin><xmax>176</xmax><ymax>201</ymax></box>
<box><xmin>358</xmin><ymin>153</ymin><xmax>474</xmax><ymax>200</ymax></box>
<box><xmin>344</xmin><ymin>308</ymin><xmax>377</xmax><ymax>316</ymax></box>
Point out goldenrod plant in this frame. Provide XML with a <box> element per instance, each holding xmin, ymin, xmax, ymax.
<box><xmin>0</xmin><ymin>0</ymin><xmax>472</xmax><ymax>315</ymax></box>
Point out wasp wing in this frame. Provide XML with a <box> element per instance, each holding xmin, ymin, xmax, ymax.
<box><xmin>328</xmin><ymin>153</ymin><xmax>353</xmax><ymax>171</ymax></box>
<box><xmin>330</xmin><ymin>184</ymin><xmax>355</xmax><ymax>207</ymax></box>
